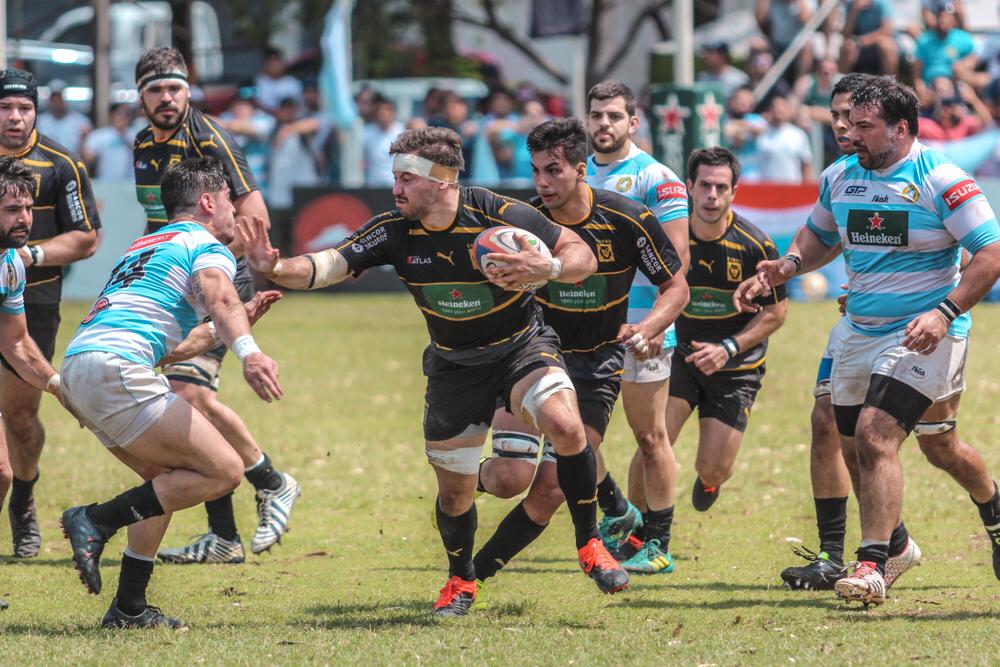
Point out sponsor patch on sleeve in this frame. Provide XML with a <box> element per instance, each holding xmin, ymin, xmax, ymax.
<box><xmin>943</xmin><ymin>179</ymin><xmax>982</xmax><ymax>211</ymax></box>
<box><xmin>656</xmin><ymin>182</ymin><xmax>686</xmax><ymax>201</ymax></box>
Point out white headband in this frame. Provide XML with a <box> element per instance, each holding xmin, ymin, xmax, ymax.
<box><xmin>137</xmin><ymin>71</ymin><xmax>190</xmax><ymax>92</ymax></box>
<box><xmin>391</xmin><ymin>153</ymin><xmax>459</xmax><ymax>184</ymax></box>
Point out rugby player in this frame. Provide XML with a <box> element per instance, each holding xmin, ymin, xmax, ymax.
<box><xmin>582</xmin><ymin>80</ymin><xmax>691</xmax><ymax>559</ymax></box>
<box><xmin>0</xmin><ymin>69</ymin><xmax>100</xmax><ymax>558</ymax></box>
<box><xmin>779</xmin><ymin>73</ymin><xmax>921</xmax><ymax>591</ymax></box>
<box><xmin>239</xmin><ymin>127</ymin><xmax>628</xmax><ymax>616</ymax></box>
<box><xmin>0</xmin><ymin>157</ymin><xmax>64</xmax><ymax>549</ymax></box>
<box><xmin>660</xmin><ymin>147</ymin><xmax>787</xmax><ymax>514</ymax></box>
<box><xmin>738</xmin><ymin>76</ymin><xmax>1000</xmax><ymax>607</ymax></box>
<box><xmin>59</xmin><ymin>157</ymin><xmax>282</xmax><ymax>628</ymax></box>
<box><xmin>133</xmin><ymin>48</ymin><xmax>299</xmax><ymax>563</ymax></box>
<box><xmin>473</xmin><ymin>118</ymin><xmax>688</xmax><ymax>580</ymax></box>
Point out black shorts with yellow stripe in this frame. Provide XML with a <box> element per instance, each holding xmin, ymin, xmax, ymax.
<box><xmin>422</xmin><ymin>326</ymin><xmax>566</xmax><ymax>442</ymax></box>
<box><xmin>563</xmin><ymin>348</ymin><xmax>623</xmax><ymax>438</ymax></box>
<box><xmin>669</xmin><ymin>355</ymin><xmax>764</xmax><ymax>432</ymax></box>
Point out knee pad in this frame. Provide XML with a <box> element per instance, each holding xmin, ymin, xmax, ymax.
<box><xmin>813</xmin><ymin>379</ymin><xmax>831</xmax><ymax>399</ymax></box>
<box><xmin>913</xmin><ymin>419</ymin><xmax>957</xmax><ymax>436</ymax></box>
<box><xmin>425</xmin><ymin>445</ymin><xmax>483</xmax><ymax>474</ymax></box>
<box><xmin>521</xmin><ymin>371</ymin><xmax>575</xmax><ymax>427</ymax></box>
<box><xmin>492</xmin><ymin>431</ymin><xmax>541</xmax><ymax>461</ymax></box>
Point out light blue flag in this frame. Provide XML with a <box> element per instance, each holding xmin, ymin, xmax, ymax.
<box><xmin>320</xmin><ymin>0</ymin><xmax>358</xmax><ymax>130</ymax></box>
<box><xmin>923</xmin><ymin>129</ymin><xmax>1000</xmax><ymax>174</ymax></box>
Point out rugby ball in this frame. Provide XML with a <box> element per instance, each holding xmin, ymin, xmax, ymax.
<box><xmin>473</xmin><ymin>227</ymin><xmax>553</xmax><ymax>291</ymax></box>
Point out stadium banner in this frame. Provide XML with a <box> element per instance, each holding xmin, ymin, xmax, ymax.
<box><xmin>648</xmin><ymin>83</ymin><xmax>726</xmax><ymax>179</ymax></box>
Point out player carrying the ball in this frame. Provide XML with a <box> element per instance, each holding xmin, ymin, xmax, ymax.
<box><xmin>473</xmin><ymin>118</ymin><xmax>689</xmax><ymax>580</ymax></box>
<box><xmin>238</xmin><ymin>127</ymin><xmax>629</xmax><ymax>616</ymax></box>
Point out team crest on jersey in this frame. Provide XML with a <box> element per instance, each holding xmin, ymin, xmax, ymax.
<box><xmin>168</xmin><ymin>154</ymin><xmax>183</xmax><ymax>168</ymax></box>
<box><xmin>596</xmin><ymin>241</ymin><xmax>614</xmax><ymax>262</ymax></box>
<box><xmin>846</xmin><ymin>210</ymin><xmax>908</xmax><ymax>247</ymax></box>
<box><xmin>615</xmin><ymin>176</ymin><xmax>633</xmax><ymax>192</ymax></box>
<box><xmin>4</xmin><ymin>261</ymin><xmax>15</xmax><ymax>291</ymax></box>
<box><xmin>901</xmin><ymin>183</ymin><xmax>920</xmax><ymax>203</ymax></box>
<box><xmin>726</xmin><ymin>257</ymin><xmax>742</xmax><ymax>282</ymax></box>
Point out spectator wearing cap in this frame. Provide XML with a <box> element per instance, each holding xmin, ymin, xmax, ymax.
<box><xmin>697</xmin><ymin>42</ymin><xmax>750</xmax><ymax>99</ymax></box>
<box><xmin>36</xmin><ymin>80</ymin><xmax>91</xmax><ymax>155</ymax></box>
<box><xmin>362</xmin><ymin>95</ymin><xmax>404</xmax><ymax>186</ymax></box>
<box><xmin>839</xmin><ymin>0</ymin><xmax>898</xmax><ymax>76</ymax></box>
<box><xmin>254</xmin><ymin>46</ymin><xmax>303</xmax><ymax>115</ymax></box>
<box><xmin>918</xmin><ymin>81</ymin><xmax>994</xmax><ymax>142</ymax></box>
<box><xmin>754</xmin><ymin>0</ymin><xmax>816</xmax><ymax>82</ymax></box>
<box><xmin>81</xmin><ymin>102</ymin><xmax>135</xmax><ymax>180</ymax></box>
<box><xmin>755</xmin><ymin>93</ymin><xmax>813</xmax><ymax>184</ymax></box>
<box><xmin>913</xmin><ymin>2</ymin><xmax>976</xmax><ymax>108</ymax></box>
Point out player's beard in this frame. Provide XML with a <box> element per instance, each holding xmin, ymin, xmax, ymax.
<box><xmin>143</xmin><ymin>98</ymin><xmax>187</xmax><ymax>131</ymax></box>
<box><xmin>591</xmin><ymin>132</ymin><xmax>627</xmax><ymax>156</ymax></box>
<box><xmin>0</xmin><ymin>224</ymin><xmax>29</xmax><ymax>249</ymax></box>
<box><xmin>858</xmin><ymin>132</ymin><xmax>897</xmax><ymax>170</ymax></box>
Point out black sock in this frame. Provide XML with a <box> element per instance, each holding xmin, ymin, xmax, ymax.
<box><xmin>435</xmin><ymin>499</ymin><xmax>477</xmax><ymax>581</ymax></box>
<box><xmin>815</xmin><ymin>497</ymin><xmax>848</xmax><ymax>563</ymax></box>
<box><xmin>245</xmin><ymin>453</ymin><xmax>283</xmax><ymax>492</ymax></box>
<box><xmin>888</xmin><ymin>520</ymin><xmax>909</xmax><ymax>557</ymax></box>
<box><xmin>473</xmin><ymin>502</ymin><xmax>547</xmax><ymax>581</ymax></box>
<box><xmin>116</xmin><ymin>553</ymin><xmax>154</xmax><ymax>616</ymax></box>
<box><xmin>643</xmin><ymin>506</ymin><xmax>675</xmax><ymax>552</ymax></box>
<box><xmin>633</xmin><ymin>520</ymin><xmax>647</xmax><ymax>542</ymax></box>
<box><xmin>9</xmin><ymin>473</ymin><xmax>38</xmax><ymax>512</ymax></box>
<box><xmin>973</xmin><ymin>482</ymin><xmax>1000</xmax><ymax>527</ymax></box>
<box><xmin>205</xmin><ymin>492</ymin><xmax>239</xmax><ymax>541</ymax></box>
<box><xmin>857</xmin><ymin>541</ymin><xmax>890</xmax><ymax>576</ymax></box>
<box><xmin>555</xmin><ymin>444</ymin><xmax>599</xmax><ymax>549</ymax></box>
<box><xmin>596</xmin><ymin>472</ymin><xmax>629</xmax><ymax>517</ymax></box>
<box><xmin>85</xmin><ymin>481</ymin><xmax>165</xmax><ymax>532</ymax></box>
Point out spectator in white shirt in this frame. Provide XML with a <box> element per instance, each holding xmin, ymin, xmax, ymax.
<box><xmin>37</xmin><ymin>81</ymin><xmax>92</xmax><ymax>154</ymax></box>
<box><xmin>81</xmin><ymin>103</ymin><xmax>136</xmax><ymax>180</ymax></box>
<box><xmin>756</xmin><ymin>93</ymin><xmax>814</xmax><ymax>183</ymax></box>
<box><xmin>362</xmin><ymin>95</ymin><xmax>404</xmax><ymax>187</ymax></box>
<box><xmin>254</xmin><ymin>47</ymin><xmax>303</xmax><ymax>115</ymax></box>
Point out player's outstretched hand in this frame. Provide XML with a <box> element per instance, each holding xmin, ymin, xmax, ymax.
<box><xmin>903</xmin><ymin>310</ymin><xmax>949</xmax><ymax>355</ymax></box>
<box><xmin>245</xmin><ymin>290</ymin><xmax>283</xmax><ymax>326</ymax></box>
<box><xmin>686</xmin><ymin>340</ymin><xmax>729</xmax><ymax>376</ymax></box>
<box><xmin>484</xmin><ymin>234</ymin><xmax>551</xmax><ymax>290</ymax></box>
<box><xmin>242</xmin><ymin>352</ymin><xmax>283</xmax><ymax>402</ymax></box>
<box><xmin>237</xmin><ymin>215</ymin><xmax>279</xmax><ymax>274</ymax></box>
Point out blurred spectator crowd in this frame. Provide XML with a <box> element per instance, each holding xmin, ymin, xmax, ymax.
<box><xmin>67</xmin><ymin>0</ymin><xmax>1000</xmax><ymax>206</ymax></box>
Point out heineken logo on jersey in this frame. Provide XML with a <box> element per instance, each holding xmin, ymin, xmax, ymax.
<box><xmin>684</xmin><ymin>287</ymin><xmax>737</xmax><ymax>318</ymax></box>
<box><xmin>136</xmin><ymin>185</ymin><xmax>166</xmax><ymax>221</ymax></box>
<box><xmin>422</xmin><ymin>284</ymin><xmax>494</xmax><ymax>318</ymax></box>
<box><xmin>846</xmin><ymin>209</ymin><xmax>908</xmax><ymax>247</ymax></box>
<box><xmin>546</xmin><ymin>275</ymin><xmax>607</xmax><ymax>310</ymax></box>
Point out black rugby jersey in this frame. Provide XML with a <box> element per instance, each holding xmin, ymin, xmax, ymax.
<box><xmin>530</xmin><ymin>187</ymin><xmax>680</xmax><ymax>354</ymax></box>
<box><xmin>337</xmin><ymin>187</ymin><xmax>563</xmax><ymax>366</ymax></box>
<box><xmin>133</xmin><ymin>108</ymin><xmax>256</xmax><ymax>232</ymax></box>
<box><xmin>677</xmin><ymin>211</ymin><xmax>786</xmax><ymax>371</ymax></box>
<box><xmin>11</xmin><ymin>130</ymin><xmax>100</xmax><ymax>304</ymax></box>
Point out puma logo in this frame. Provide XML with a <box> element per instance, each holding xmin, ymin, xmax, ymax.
<box><xmin>199</xmin><ymin>137</ymin><xmax>219</xmax><ymax>149</ymax></box>
<box><xmin>577</xmin><ymin>495</ymin><xmax>598</xmax><ymax>505</ymax></box>
<box><xmin>150</xmin><ymin>158</ymin><xmax>161</xmax><ymax>171</ymax></box>
<box><xmin>436</xmin><ymin>251</ymin><xmax>455</xmax><ymax>266</ymax></box>
<box><xmin>698</xmin><ymin>259</ymin><xmax>714</xmax><ymax>272</ymax></box>
<box><xmin>446</xmin><ymin>548</ymin><xmax>463</xmax><ymax>557</ymax></box>
<box><xmin>539</xmin><ymin>352</ymin><xmax>561</xmax><ymax>362</ymax></box>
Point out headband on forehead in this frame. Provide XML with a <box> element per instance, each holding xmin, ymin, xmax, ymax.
<box><xmin>391</xmin><ymin>153</ymin><xmax>459</xmax><ymax>185</ymax></box>
<box><xmin>137</xmin><ymin>71</ymin><xmax>190</xmax><ymax>92</ymax></box>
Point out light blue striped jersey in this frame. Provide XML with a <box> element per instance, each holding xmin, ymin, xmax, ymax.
<box><xmin>65</xmin><ymin>221</ymin><xmax>237</xmax><ymax>366</ymax></box>
<box><xmin>806</xmin><ymin>141</ymin><xmax>999</xmax><ymax>337</ymax></box>
<box><xmin>587</xmin><ymin>143</ymin><xmax>688</xmax><ymax>347</ymax></box>
<box><xmin>0</xmin><ymin>249</ymin><xmax>25</xmax><ymax>316</ymax></box>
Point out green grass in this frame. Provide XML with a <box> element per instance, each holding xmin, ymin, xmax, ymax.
<box><xmin>2</xmin><ymin>294</ymin><xmax>1000</xmax><ymax>665</ymax></box>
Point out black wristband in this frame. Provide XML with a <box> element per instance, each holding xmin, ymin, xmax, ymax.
<box><xmin>783</xmin><ymin>253</ymin><xmax>802</xmax><ymax>273</ymax></box>
<box><xmin>305</xmin><ymin>254</ymin><xmax>317</xmax><ymax>290</ymax></box>
<box><xmin>939</xmin><ymin>297</ymin><xmax>961</xmax><ymax>320</ymax></box>
<box><xmin>721</xmin><ymin>337</ymin><xmax>739</xmax><ymax>359</ymax></box>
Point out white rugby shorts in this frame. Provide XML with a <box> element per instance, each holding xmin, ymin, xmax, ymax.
<box><xmin>622</xmin><ymin>346</ymin><xmax>673</xmax><ymax>384</ymax></box>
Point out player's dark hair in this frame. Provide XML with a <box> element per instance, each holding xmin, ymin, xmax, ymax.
<box><xmin>389</xmin><ymin>127</ymin><xmax>465</xmax><ymax>172</ymax></box>
<box><xmin>160</xmin><ymin>157</ymin><xmax>228</xmax><ymax>219</ymax></box>
<box><xmin>851</xmin><ymin>76</ymin><xmax>919</xmax><ymax>137</ymax></box>
<box><xmin>687</xmin><ymin>146</ymin><xmax>741</xmax><ymax>187</ymax></box>
<box><xmin>831</xmin><ymin>72</ymin><xmax>873</xmax><ymax>100</ymax></box>
<box><xmin>0</xmin><ymin>156</ymin><xmax>35</xmax><ymax>202</ymax></box>
<box><xmin>587</xmin><ymin>80</ymin><xmax>636</xmax><ymax>117</ymax></box>
<box><xmin>526</xmin><ymin>118</ymin><xmax>588</xmax><ymax>167</ymax></box>
<box><xmin>135</xmin><ymin>47</ymin><xmax>188</xmax><ymax>86</ymax></box>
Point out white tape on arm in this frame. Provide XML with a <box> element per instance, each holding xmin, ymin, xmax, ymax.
<box><xmin>232</xmin><ymin>335</ymin><xmax>261</xmax><ymax>361</ymax></box>
<box><xmin>310</xmin><ymin>249</ymin><xmax>349</xmax><ymax>288</ymax></box>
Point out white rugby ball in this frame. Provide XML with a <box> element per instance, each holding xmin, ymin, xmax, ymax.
<box><xmin>473</xmin><ymin>227</ymin><xmax>553</xmax><ymax>291</ymax></box>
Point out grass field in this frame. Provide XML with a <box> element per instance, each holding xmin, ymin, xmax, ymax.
<box><xmin>2</xmin><ymin>294</ymin><xmax>1000</xmax><ymax>665</ymax></box>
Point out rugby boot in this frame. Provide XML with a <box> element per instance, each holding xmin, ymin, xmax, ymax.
<box><xmin>987</xmin><ymin>524</ymin><xmax>1000</xmax><ymax>580</ymax></box>
<box><xmin>61</xmin><ymin>505</ymin><xmax>115</xmax><ymax>595</ymax></box>
<box><xmin>252</xmin><ymin>471</ymin><xmax>301</xmax><ymax>554</ymax></box>
<box><xmin>9</xmin><ymin>499</ymin><xmax>42</xmax><ymax>558</ymax></box>
<box><xmin>780</xmin><ymin>546</ymin><xmax>845</xmax><ymax>590</ymax></box>
<box><xmin>101</xmin><ymin>597</ymin><xmax>185</xmax><ymax>629</ymax></box>
<box><xmin>431</xmin><ymin>576</ymin><xmax>477</xmax><ymax>617</ymax></box>
<box><xmin>621</xmin><ymin>538</ymin><xmax>675</xmax><ymax>574</ymax></box>
<box><xmin>157</xmin><ymin>532</ymin><xmax>245</xmax><ymax>564</ymax></box>
<box><xmin>835</xmin><ymin>561</ymin><xmax>886</xmax><ymax>607</ymax></box>
<box><xmin>691</xmin><ymin>477</ymin><xmax>720</xmax><ymax>512</ymax></box>
<box><xmin>884</xmin><ymin>537</ymin><xmax>922</xmax><ymax>590</ymax></box>
<box><xmin>611</xmin><ymin>534</ymin><xmax>645</xmax><ymax>562</ymax></box>
<box><xmin>578</xmin><ymin>537</ymin><xmax>630</xmax><ymax>594</ymax></box>
<box><xmin>598</xmin><ymin>501</ymin><xmax>643</xmax><ymax>552</ymax></box>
